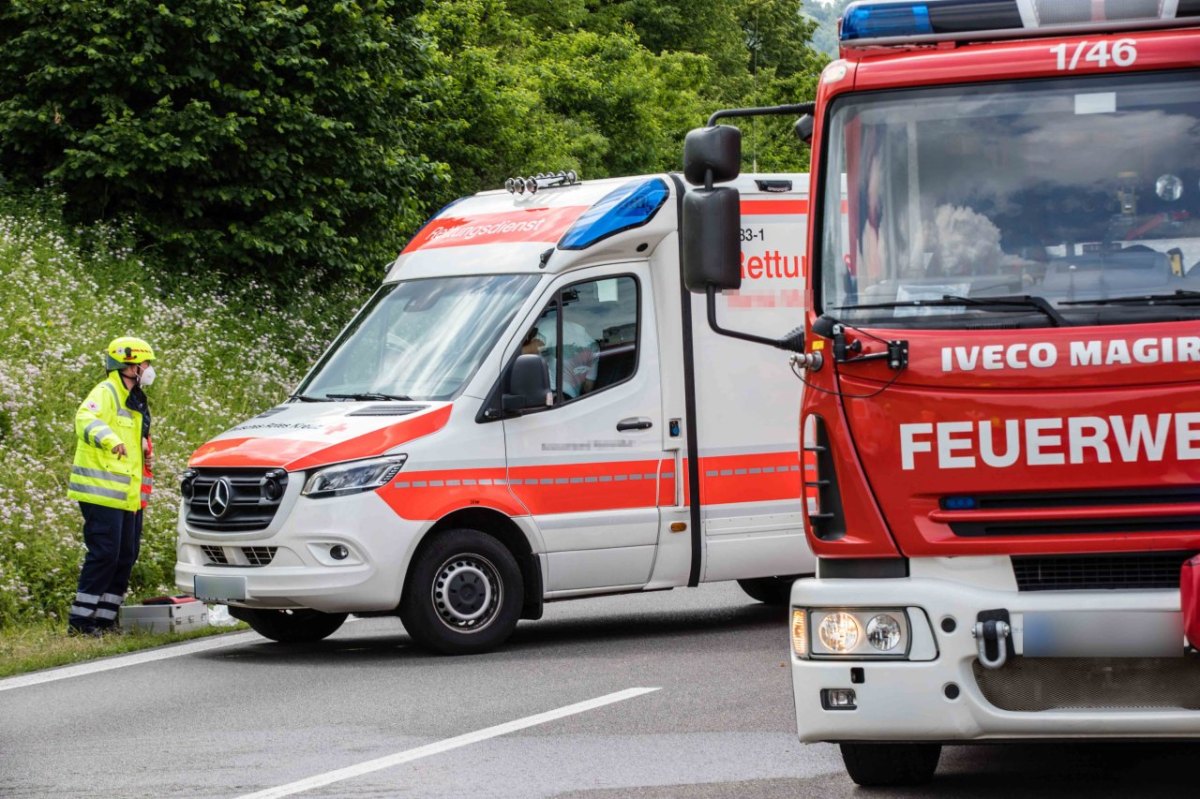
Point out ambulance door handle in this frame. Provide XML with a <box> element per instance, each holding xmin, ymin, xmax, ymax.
<box><xmin>617</xmin><ymin>417</ymin><xmax>653</xmax><ymax>431</ymax></box>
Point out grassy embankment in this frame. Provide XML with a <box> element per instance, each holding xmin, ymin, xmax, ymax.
<box><xmin>0</xmin><ymin>192</ymin><xmax>358</xmax><ymax>673</ymax></box>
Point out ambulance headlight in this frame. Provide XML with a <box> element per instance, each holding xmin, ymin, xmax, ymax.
<box><xmin>805</xmin><ymin>608</ymin><xmax>911</xmax><ymax>658</ymax></box>
<box><xmin>302</xmin><ymin>455</ymin><xmax>408</xmax><ymax>499</ymax></box>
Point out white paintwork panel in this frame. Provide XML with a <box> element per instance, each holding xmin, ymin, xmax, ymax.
<box><xmin>544</xmin><ymin>546</ymin><xmax>656</xmax><ymax>592</ymax></box>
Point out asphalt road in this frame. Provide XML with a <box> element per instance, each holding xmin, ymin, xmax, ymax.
<box><xmin>1</xmin><ymin>582</ymin><xmax>1195</xmax><ymax>798</ymax></box>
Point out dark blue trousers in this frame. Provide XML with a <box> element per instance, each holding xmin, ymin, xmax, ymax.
<box><xmin>69</xmin><ymin>503</ymin><xmax>142</xmax><ymax>631</ymax></box>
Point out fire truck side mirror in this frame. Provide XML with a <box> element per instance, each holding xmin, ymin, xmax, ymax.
<box><xmin>683</xmin><ymin>125</ymin><xmax>741</xmax><ymax>187</ymax></box>
<box><xmin>794</xmin><ymin>114</ymin><xmax>815</xmax><ymax>144</ymax></box>
<box><xmin>502</xmin><ymin>353</ymin><xmax>552</xmax><ymax>412</ymax></box>
<box><xmin>682</xmin><ymin>187</ymin><xmax>742</xmax><ymax>294</ymax></box>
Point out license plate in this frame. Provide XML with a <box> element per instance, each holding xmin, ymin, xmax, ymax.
<box><xmin>1020</xmin><ymin>611</ymin><xmax>1183</xmax><ymax>658</ymax></box>
<box><xmin>194</xmin><ymin>574</ymin><xmax>247</xmax><ymax>602</ymax></box>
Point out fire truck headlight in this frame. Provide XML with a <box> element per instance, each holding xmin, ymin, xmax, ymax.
<box><xmin>866</xmin><ymin>614</ymin><xmax>903</xmax><ymax>651</ymax></box>
<box><xmin>806</xmin><ymin>608</ymin><xmax>911</xmax><ymax>658</ymax></box>
<box><xmin>817</xmin><ymin>612</ymin><xmax>861</xmax><ymax>653</ymax></box>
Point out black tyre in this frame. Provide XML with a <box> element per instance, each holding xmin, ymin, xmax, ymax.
<box><xmin>737</xmin><ymin>575</ymin><xmax>802</xmax><ymax>606</ymax></box>
<box><xmin>839</xmin><ymin>742</ymin><xmax>942</xmax><ymax>787</ymax></box>
<box><xmin>231</xmin><ymin>607</ymin><xmax>348</xmax><ymax>644</ymax></box>
<box><xmin>400</xmin><ymin>528</ymin><xmax>523</xmax><ymax>655</ymax></box>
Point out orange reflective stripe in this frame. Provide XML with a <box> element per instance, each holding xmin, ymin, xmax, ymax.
<box><xmin>189</xmin><ymin>406</ymin><xmax>453</xmax><ymax>470</ymax></box>
<box><xmin>378</xmin><ymin>450</ymin><xmax>802</xmax><ymax>521</ymax></box>
<box><xmin>698</xmin><ymin>451</ymin><xmax>803</xmax><ymax>505</ymax></box>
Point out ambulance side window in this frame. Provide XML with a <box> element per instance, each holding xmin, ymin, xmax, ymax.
<box><xmin>522</xmin><ymin>275</ymin><xmax>639</xmax><ymax>405</ymax></box>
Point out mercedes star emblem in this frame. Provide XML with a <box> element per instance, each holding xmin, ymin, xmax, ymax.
<box><xmin>208</xmin><ymin>477</ymin><xmax>233</xmax><ymax>518</ymax></box>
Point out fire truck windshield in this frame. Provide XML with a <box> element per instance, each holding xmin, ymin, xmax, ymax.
<box><xmin>820</xmin><ymin>71</ymin><xmax>1200</xmax><ymax>328</ymax></box>
<box><xmin>300</xmin><ymin>274</ymin><xmax>539</xmax><ymax>401</ymax></box>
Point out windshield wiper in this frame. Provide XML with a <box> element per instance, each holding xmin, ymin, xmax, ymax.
<box><xmin>836</xmin><ymin>294</ymin><xmax>1068</xmax><ymax>327</ymax></box>
<box><xmin>325</xmin><ymin>392</ymin><xmax>415</xmax><ymax>401</ymax></box>
<box><xmin>1060</xmin><ymin>289</ymin><xmax>1200</xmax><ymax>306</ymax></box>
<box><xmin>290</xmin><ymin>394</ymin><xmax>329</xmax><ymax>402</ymax></box>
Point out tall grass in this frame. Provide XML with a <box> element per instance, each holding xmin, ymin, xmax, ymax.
<box><xmin>0</xmin><ymin>192</ymin><xmax>360</xmax><ymax>628</ymax></box>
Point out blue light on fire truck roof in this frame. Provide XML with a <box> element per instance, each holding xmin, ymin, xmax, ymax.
<box><xmin>558</xmin><ymin>177</ymin><xmax>670</xmax><ymax>251</ymax></box>
<box><xmin>840</xmin><ymin>0</ymin><xmax>1200</xmax><ymax>44</ymax></box>
<box><xmin>841</xmin><ymin>2</ymin><xmax>933</xmax><ymax>41</ymax></box>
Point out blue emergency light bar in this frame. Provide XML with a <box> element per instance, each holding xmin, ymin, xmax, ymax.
<box><xmin>841</xmin><ymin>0</ymin><xmax>1200</xmax><ymax>45</ymax></box>
<box><xmin>558</xmin><ymin>178</ymin><xmax>669</xmax><ymax>251</ymax></box>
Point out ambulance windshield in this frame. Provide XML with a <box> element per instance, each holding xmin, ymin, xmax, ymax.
<box><xmin>821</xmin><ymin>71</ymin><xmax>1200</xmax><ymax>327</ymax></box>
<box><xmin>300</xmin><ymin>274</ymin><xmax>539</xmax><ymax>401</ymax></box>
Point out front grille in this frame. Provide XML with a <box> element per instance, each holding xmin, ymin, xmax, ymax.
<box><xmin>974</xmin><ymin>658</ymin><xmax>1200</xmax><ymax>711</ymax></box>
<box><xmin>184</xmin><ymin>469</ymin><xmax>287</xmax><ymax>532</ymax></box>
<box><xmin>945</xmin><ymin>487</ymin><xmax>1200</xmax><ymax>537</ymax></box>
<box><xmin>242</xmin><ymin>547</ymin><xmax>277</xmax><ymax>566</ymax></box>
<box><xmin>1013</xmin><ymin>551</ymin><xmax>1198</xmax><ymax>592</ymax></box>
<box><xmin>201</xmin><ymin>545</ymin><xmax>229</xmax><ymax>565</ymax></box>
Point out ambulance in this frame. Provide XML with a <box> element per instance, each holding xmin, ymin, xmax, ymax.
<box><xmin>680</xmin><ymin>0</ymin><xmax>1200</xmax><ymax>787</ymax></box>
<box><xmin>175</xmin><ymin>171</ymin><xmax>814</xmax><ymax>654</ymax></box>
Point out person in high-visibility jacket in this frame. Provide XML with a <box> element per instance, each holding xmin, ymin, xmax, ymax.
<box><xmin>67</xmin><ymin>337</ymin><xmax>157</xmax><ymax>635</ymax></box>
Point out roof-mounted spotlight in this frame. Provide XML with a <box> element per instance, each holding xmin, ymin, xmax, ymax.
<box><xmin>505</xmin><ymin>170</ymin><xmax>582</xmax><ymax>194</ymax></box>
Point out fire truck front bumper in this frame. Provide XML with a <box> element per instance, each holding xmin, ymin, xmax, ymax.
<box><xmin>790</xmin><ymin>556</ymin><xmax>1200</xmax><ymax>743</ymax></box>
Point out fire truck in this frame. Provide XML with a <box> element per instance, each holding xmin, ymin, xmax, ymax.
<box><xmin>176</xmin><ymin>171</ymin><xmax>814</xmax><ymax>654</ymax></box>
<box><xmin>680</xmin><ymin>0</ymin><xmax>1200</xmax><ymax>787</ymax></box>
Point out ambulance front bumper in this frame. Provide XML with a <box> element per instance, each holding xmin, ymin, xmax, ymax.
<box><xmin>791</xmin><ymin>557</ymin><xmax>1200</xmax><ymax>743</ymax></box>
<box><xmin>175</xmin><ymin>489</ymin><xmax>418</xmax><ymax>614</ymax></box>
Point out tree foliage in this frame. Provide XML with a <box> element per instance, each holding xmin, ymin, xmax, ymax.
<box><xmin>0</xmin><ymin>0</ymin><xmax>437</xmax><ymax>281</ymax></box>
<box><xmin>0</xmin><ymin>0</ymin><xmax>827</xmax><ymax>283</ymax></box>
<box><xmin>803</xmin><ymin>0</ymin><xmax>854</xmax><ymax>58</ymax></box>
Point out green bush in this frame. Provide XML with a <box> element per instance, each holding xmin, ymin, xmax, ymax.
<box><xmin>0</xmin><ymin>0</ymin><xmax>439</xmax><ymax>283</ymax></box>
<box><xmin>0</xmin><ymin>192</ymin><xmax>357</xmax><ymax>627</ymax></box>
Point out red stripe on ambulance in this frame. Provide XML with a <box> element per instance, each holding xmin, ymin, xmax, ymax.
<box><xmin>402</xmin><ymin>206</ymin><xmax>590</xmax><ymax>252</ymax></box>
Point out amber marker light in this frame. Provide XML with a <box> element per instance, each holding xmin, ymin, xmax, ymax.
<box><xmin>791</xmin><ymin>609</ymin><xmax>809</xmax><ymax>657</ymax></box>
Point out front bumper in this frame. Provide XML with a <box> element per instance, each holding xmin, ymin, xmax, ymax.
<box><xmin>791</xmin><ymin>556</ymin><xmax>1199</xmax><ymax>742</ymax></box>
<box><xmin>175</xmin><ymin>486</ymin><xmax>419</xmax><ymax>614</ymax></box>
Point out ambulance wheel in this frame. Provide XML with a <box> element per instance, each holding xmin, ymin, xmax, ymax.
<box><xmin>737</xmin><ymin>576</ymin><xmax>799</xmax><ymax>606</ymax></box>
<box><xmin>232</xmin><ymin>607</ymin><xmax>347</xmax><ymax>643</ymax></box>
<box><xmin>839</xmin><ymin>742</ymin><xmax>941</xmax><ymax>787</ymax></box>
<box><xmin>400</xmin><ymin>528</ymin><xmax>523</xmax><ymax>656</ymax></box>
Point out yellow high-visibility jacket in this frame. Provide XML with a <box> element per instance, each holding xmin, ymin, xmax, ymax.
<box><xmin>68</xmin><ymin>373</ymin><xmax>144</xmax><ymax>511</ymax></box>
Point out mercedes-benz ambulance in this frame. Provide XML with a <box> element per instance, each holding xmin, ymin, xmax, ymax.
<box><xmin>176</xmin><ymin>171</ymin><xmax>814</xmax><ymax>654</ymax></box>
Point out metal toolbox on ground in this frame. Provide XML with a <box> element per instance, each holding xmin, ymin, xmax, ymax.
<box><xmin>119</xmin><ymin>600</ymin><xmax>208</xmax><ymax>633</ymax></box>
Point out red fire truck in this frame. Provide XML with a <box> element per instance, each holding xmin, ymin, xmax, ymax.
<box><xmin>680</xmin><ymin>0</ymin><xmax>1200</xmax><ymax>787</ymax></box>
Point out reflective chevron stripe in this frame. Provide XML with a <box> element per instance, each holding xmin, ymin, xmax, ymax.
<box><xmin>72</xmin><ymin>466</ymin><xmax>131</xmax><ymax>485</ymax></box>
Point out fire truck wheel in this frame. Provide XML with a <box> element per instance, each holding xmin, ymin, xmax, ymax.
<box><xmin>839</xmin><ymin>742</ymin><xmax>941</xmax><ymax>787</ymax></box>
<box><xmin>232</xmin><ymin>608</ymin><xmax>348</xmax><ymax>643</ymax></box>
<box><xmin>400</xmin><ymin>528</ymin><xmax>523</xmax><ymax>656</ymax></box>
<box><xmin>736</xmin><ymin>576</ymin><xmax>800</xmax><ymax>606</ymax></box>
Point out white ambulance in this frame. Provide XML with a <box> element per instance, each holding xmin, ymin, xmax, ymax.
<box><xmin>176</xmin><ymin>171</ymin><xmax>814</xmax><ymax>654</ymax></box>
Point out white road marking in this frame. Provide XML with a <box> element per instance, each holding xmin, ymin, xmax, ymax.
<box><xmin>0</xmin><ymin>631</ymin><xmax>261</xmax><ymax>693</ymax></box>
<box><xmin>233</xmin><ymin>686</ymin><xmax>662</xmax><ymax>799</ymax></box>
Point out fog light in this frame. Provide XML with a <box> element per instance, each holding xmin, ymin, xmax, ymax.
<box><xmin>821</xmin><ymin>688</ymin><xmax>857</xmax><ymax>710</ymax></box>
<box><xmin>180</xmin><ymin>469</ymin><xmax>197</xmax><ymax>502</ymax></box>
<box><xmin>330</xmin><ymin>545</ymin><xmax>349</xmax><ymax>561</ymax></box>
<box><xmin>866</xmin><ymin>614</ymin><xmax>902</xmax><ymax>651</ymax></box>
<box><xmin>818</xmin><ymin>612</ymin><xmax>861</xmax><ymax>653</ymax></box>
<box><xmin>791</xmin><ymin>609</ymin><xmax>808</xmax><ymax>657</ymax></box>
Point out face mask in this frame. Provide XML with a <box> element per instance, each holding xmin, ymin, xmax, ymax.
<box><xmin>138</xmin><ymin>364</ymin><xmax>156</xmax><ymax>387</ymax></box>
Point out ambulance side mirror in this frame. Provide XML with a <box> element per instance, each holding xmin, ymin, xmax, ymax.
<box><xmin>502</xmin><ymin>354</ymin><xmax>552</xmax><ymax>412</ymax></box>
